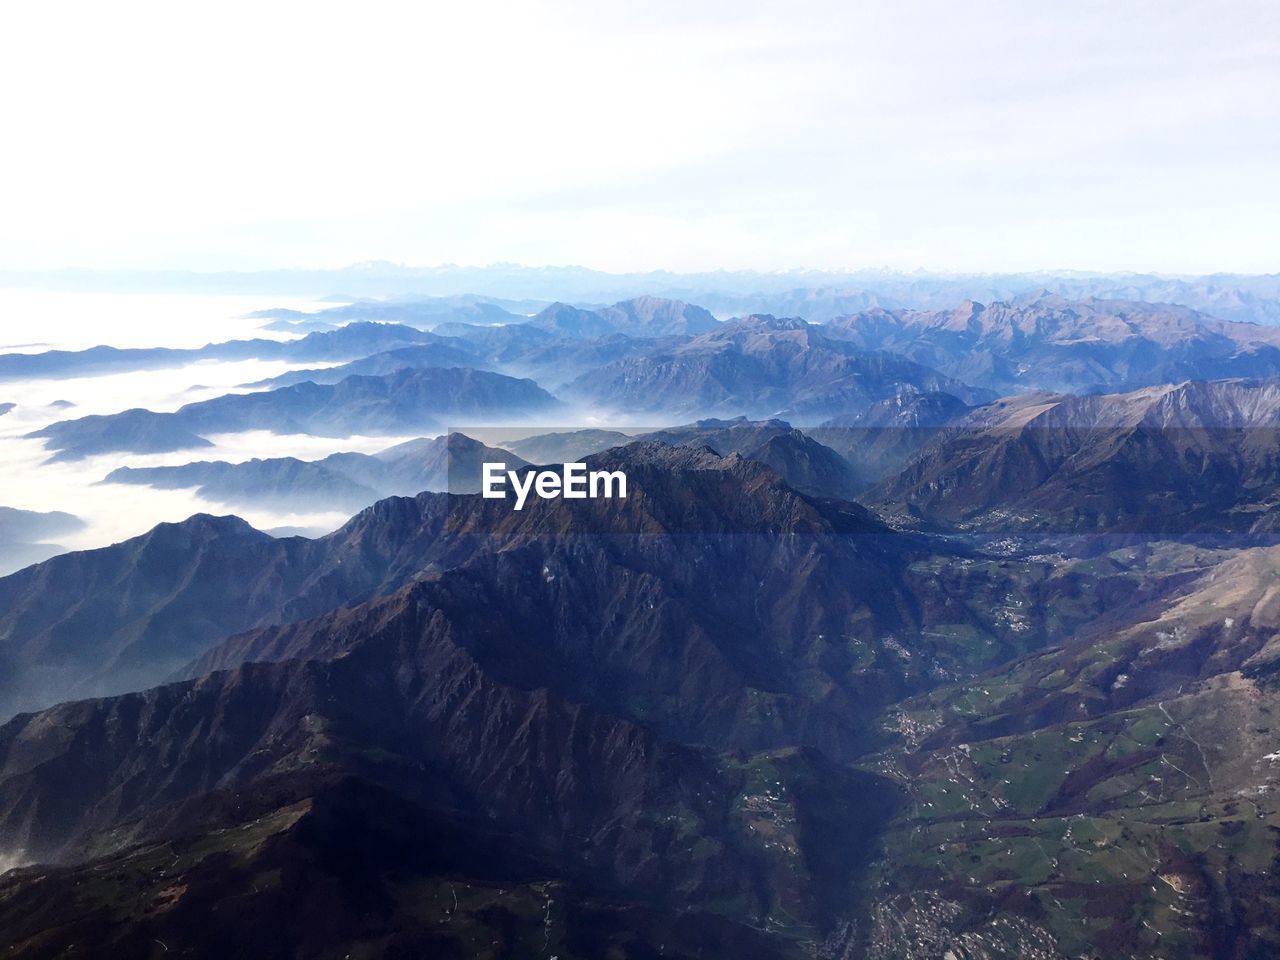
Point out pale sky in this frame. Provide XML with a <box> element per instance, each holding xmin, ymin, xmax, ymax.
<box><xmin>0</xmin><ymin>0</ymin><xmax>1276</xmax><ymax>275</ymax></box>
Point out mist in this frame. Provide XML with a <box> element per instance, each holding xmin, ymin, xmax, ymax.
<box><xmin>0</xmin><ymin>289</ymin><xmax>402</xmax><ymax>563</ymax></box>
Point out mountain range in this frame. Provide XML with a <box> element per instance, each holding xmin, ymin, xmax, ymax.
<box><xmin>4</xmin><ymin>435</ymin><xmax>1268</xmax><ymax>956</ymax></box>
<box><xmin>507</xmin><ymin>418</ymin><xmax>863</xmax><ymax>500</ymax></box>
<box><xmin>10</xmin><ymin>284</ymin><xmax>1280</xmax><ymax>957</ymax></box>
<box><xmin>870</xmin><ymin>378</ymin><xmax>1280</xmax><ymax>534</ymax></box>
<box><xmin>823</xmin><ymin>294</ymin><xmax>1280</xmax><ymax>394</ymax></box>
<box><xmin>565</xmin><ymin>315</ymin><xmax>992</xmax><ymax>421</ymax></box>
<box><xmin>9</xmin><ymin>264</ymin><xmax>1279</xmax><ymax>325</ymax></box>
<box><xmin>27</xmin><ymin>367</ymin><xmax>559</xmax><ymax>460</ymax></box>
<box><xmin>101</xmin><ymin>419</ymin><xmax>868</xmax><ymax>519</ymax></box>
<box><xmin>0</xmin><ymin>321</ymin><xmax>439</xmax><ymax>382</ymax></box>
<box><xmin>0</xmin><ymin>443</ymin><xmax>1151</xmax><ymax>960</ymax></box>
<box><xmin>103</xmin><ymin>433</ymin><xmax>527</xmax><ymax>513</ymax></box>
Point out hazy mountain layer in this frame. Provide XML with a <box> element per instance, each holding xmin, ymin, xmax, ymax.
<box><xmin>566</xmin><ymin>315</ymin><xmax>991</xmax><ymax>421</ymax></box>
<box><xmin>0</xmin><ymin>321</ymin><xmax>438</xmax><ymax>381</ymax></box>
<box><xmin>0</xmin><ymin>507</ymin><xmax>84</xmax><ymax>577</ymax></box>
<box><xmin>28</xmin><ymin>367</ymin><xmax>559</xmax><ymax>460</ymax></box>
<box><xmin>103</xmin><ymin>433</ymin><xmax>527</xmax><ymax>514</ymax></box>
<box><xmin>824</xmin><ymin>294</ymin><xmax>1280</xmax><ymax>394</ymax></box>
<box><xmin>11</xmin><ymin>264</ymin><xmax>1278</xmax><ymax>324</ymax></box>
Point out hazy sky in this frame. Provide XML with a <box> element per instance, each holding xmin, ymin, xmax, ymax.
<box><xmin>1</xmin><ymin>0</ymin><xmax>1276</xmax><ymax>274</ymax></box>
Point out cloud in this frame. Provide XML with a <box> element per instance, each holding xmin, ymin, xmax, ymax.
<box><xmin>0</xmin><ymin>0</ymin><xmax>1275</xmax><ymax>272</ymax></box>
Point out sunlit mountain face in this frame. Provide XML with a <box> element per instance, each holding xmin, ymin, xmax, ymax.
<box><xmin>5</xmin><ymin>281</ymin><xmax>1280</xmax><ymax>959</ymax></box>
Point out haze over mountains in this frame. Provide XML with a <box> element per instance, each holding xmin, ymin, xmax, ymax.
<box><xmin>825</xmin><ymin>295</ymin><xmax>1280</xmax><ymax>393</ymax></box>
<box><xmin>104</xmin><ymin>433</ymin><xmax>527</xmax><ymax>513</ymax></box>
<box><xmin>9</xmin><ymin>263</ymin><xmax>1279</xmax><ymax>324</ymax></box>
<box><xmin>563</xmin><ymin>315</ymin><xmax>992</xmax><ymax>420</ymax></box>
<box><xmin>28</xmin><ymin>368</ymin><xmax>559</xmax><ymax>460</ymax></box>
<box><xmin>0</xmin><ymin>321</ymin><xmax>439</xmax><ymax>382</ymax></box>
<box><xmin>0</xmin><ymin>506</ymin><xmax>83</xmax><ymax>575</ymax></box>
<box><xmin>6</xmin><ymin>281</ymin><xmax>1280</xmax><ymax>957</ymax></box>
<box><xmin>19</xmin><ymin>292</ymin><xmax>1280</xmax><ymax>468</ymax></box>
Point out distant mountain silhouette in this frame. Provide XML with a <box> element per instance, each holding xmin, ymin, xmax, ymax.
<box><xmin>104</xmin><ymin>433</ymin><xmax>527</xmax><ymax>513</ymax></box>
<box><xmin>0</xmin><ymin>322</ymin><xmax>438</xmax><ymax>381</ymax></box>
<box><xmin>566</xmin><ymin>315</ymin><xmax>991</xmax><ymax>421</ymax></box>
<box><xmin>824</xmin><ymin>294</ymin><xmax>1280</xmax><ymax>393</ymax></box>
<box><xmin>28</xmin><ymin>368</ymin><xmax>560</xmax><ymax>460</ymax></box>
<box><xmin>530</xmin><ymin>296</ymin><xmax>720</xmax><ymax>338</ymax></box>
<box><xmin>0</xmin><ymin>506</ymin><xmax>84</xmax><ymax>576</ymax></box>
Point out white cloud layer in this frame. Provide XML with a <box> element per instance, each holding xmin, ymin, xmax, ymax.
<box><xmin>0</xmin><ymin>0</ymin><xmax>1276</xmax><ymax>273</ymax></box>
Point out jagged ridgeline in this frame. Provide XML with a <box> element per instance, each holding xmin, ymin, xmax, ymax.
<box><xmin>5</xmin><ymin>291</ymin><xmax>1280</xmax><ymax>957</ymax></box>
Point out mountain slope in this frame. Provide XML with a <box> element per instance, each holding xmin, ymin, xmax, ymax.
<box><xmin>246</xmin><ymin>339</ymin><xmax>488</xmax><ymax>388</ymax></box>
<box><xmin>565</xmin><ymin>315</ymin><xmax>990</xmax><ymax>421</ymax></box>
<box><xmin>0</xmin><ymin>444</ymin><xmax>1212</xmax><ymax>957</ymax></box>
<box><xmin>862</xmin><ymin>539</ymin><xmax>1280</xmax><ymax>958</ymax></box>
<box><xmin>507</xmin><ymin>418</ymin><xmax>862</xmax><ymax>498</ymax></box>
<box><xmin>824</xmin><ymin>294</ymin><xmax>1280</xmax><ymax>394</ymax></box>
<box><xmin>531</xmin><ymin>297</ymin><xmax>720</xmax><ymax>338</ymax></box>
<box><xmin>871</xmin><ymin>378</ymin><xmax>1280</xmax><ymax>533</ymax></box>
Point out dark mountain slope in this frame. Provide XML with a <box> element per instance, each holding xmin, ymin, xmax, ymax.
<box><xmin>0</xmin><ymin>445</ymin><xmax>1195</xmax><ymax>957</ymax></box>
<box><xmin>0</xmin><ymin>774</ymin><xmax>805</xmax><ymax>959</ymax></box>
<box><xmin>0</xmin><ymin>448</ymin><xmax>948</xmax><ymax>947</ymax></box>
<box><xmin>0</xmin><ymin>603</ymin><xmax>887</xmax><ymax>954</ymax></box>
<box><xmin>506</xmin><ymin>418</ymin><xmax>861</xmax><ymax>498</ymax></box>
